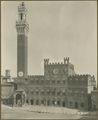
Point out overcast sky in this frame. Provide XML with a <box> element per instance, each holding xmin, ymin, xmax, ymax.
<box><xmin>1</xmin><ymin>1</ymin><xmax>97</xmax><ymax>80</ymax></box>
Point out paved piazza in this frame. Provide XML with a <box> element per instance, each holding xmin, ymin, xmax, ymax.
<box><xmin>2</xmin><ymin>104</ymin><xmax>97</xmax><ymax>119</ymax></box>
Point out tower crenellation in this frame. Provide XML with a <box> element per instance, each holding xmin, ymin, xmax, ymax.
<box><xmin>64</xmin><ymin>57</ymin><xmax>69</xmax><ymax>64</ymax></box>
<box><xmin>44</xmin><ymin>57</ymin><xmax>70</xmax><ymax>66</ymax></box>
<box><xmin>44</xmin><ymin>58</ymin><xmax>49</xmax><ymax>65</ymax></box>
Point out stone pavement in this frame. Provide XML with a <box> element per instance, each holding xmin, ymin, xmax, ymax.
<box><xmin>1</xmin><ymin>104</ymin><xmax>95</xmax><ymax>119</ymax></box>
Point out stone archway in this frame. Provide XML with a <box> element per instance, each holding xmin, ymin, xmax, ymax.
<box><xmin>14</xmin><ymin>90</ymin><xmax>26</xmax><ymax>107</ymax></box>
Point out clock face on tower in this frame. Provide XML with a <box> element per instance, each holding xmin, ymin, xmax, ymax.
<box><xmin>18</xmin><ymin>71</ymin><xmax>23</xmax><ymax>77</ymax></box>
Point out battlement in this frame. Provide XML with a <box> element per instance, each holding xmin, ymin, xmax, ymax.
<box><xmin>18</xmin><ymin>2</ymin><xmax>26</xmax><ymax>12</ymax></box>
<box><xmin>28</xmin><ymin>75</ymin><xmax>44</xmax><ymax>78</ymax></box>
<box><xmin>64</xmin><ymin>57</ymin><xmax>69</xmax><ymax>64</ymax></box>
<box><xmin>44</xmin><ymin>57</ymin><xmax>70</xmax><ymax>66</ymax></box>
<box><xmin>68</xmin><ymin>74</ymin><xmax>91</xmax><ymax>81</ymax></box>
<box><xmin>44</xmin><ymin>58</ymin><xmax>49</xmax><ymax>65</ymax></box>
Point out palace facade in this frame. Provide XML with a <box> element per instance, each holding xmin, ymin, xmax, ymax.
<box><xmin>1</xmin><ymin>2</ymin><xmax>97</xmax><ymax>111</ymax></box>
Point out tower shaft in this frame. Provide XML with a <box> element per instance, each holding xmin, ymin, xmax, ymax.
<box><xmin>16</xmin><ymin>2</ymin><xmax>29</xmax><ymax>77</ymax></box>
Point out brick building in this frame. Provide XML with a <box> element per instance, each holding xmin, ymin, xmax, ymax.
<box><xmin>91</xmin><ymin>90</ymin><xmax>98</xmax><ymax>110</ymax></box>
<box><xmin>13</xmin><ymin>57</ymin><xmax>96</xmax><ymax>111</ymax></box>
<box><xmin>1</xmin><ymin>2</ymin><xmax>97</xmax><ymax>111</ymax></box>
<box><xmin>1</xmin><ymin>70</ymin><xmax>15</xmax><ymax>105</ymax></box>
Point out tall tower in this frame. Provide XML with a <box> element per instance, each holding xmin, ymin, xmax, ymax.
<box><xmin>16</xmin><ymin>2</ymin><xmax>29</xmax><ymax>77</ymax></box>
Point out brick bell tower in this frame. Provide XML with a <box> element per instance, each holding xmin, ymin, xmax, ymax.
<box><xmin>16</xmin><ymin>2</ymin><xmax>29</xmax><ymax>78</ymax></box>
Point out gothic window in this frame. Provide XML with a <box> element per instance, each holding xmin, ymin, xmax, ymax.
<box><xmin>47</xmin><ymin>91</ymin><xmax>49</xmax><ymax>95</ymax></box>
<box><xmin>25</xmin><ymin>78</ymin><xmax>28</xmax><ymax>81</ymax></box>
<box><xmin>33</xmin><ymin>80</ymin><xmax>35</xmax><ymax>84</ymax></box>
<box><xmin>52</xmin><ymin>80</ymin><xmax>55</xmax><ymax>84</ymax></box>
<box><xmin>62</xmin><ymin>92</ymin><xmax>66</xmax><ymax>95</ymax></box>
<box><xmin>41</xmin><ymin>91</ymin><xmax>44</xmax><ymax>95</ymax></box>
<box><xmin>62</xmin><ymin>101</ymin><xmax>66</xmax><ymax>107</ymax></box>
<box><xmin>36</xmin><ymin>90</ymin><xmax>39</xmax><ymax>95</ymax></box>
<box><xmin>31</xmin><ymin>99</ymin><xmax>33</xmax><ymax>105</ymax></box>
<box><xmin>41</xmin><ymin>100</ymin><xmax>44</xmax><ymax>104</ymax></box>
<box><xmin>47</xmin><ymin>90</ymin><xmax>50</xmax><ymax>95</ymax></box>
<box><xmin>52</xmin><ymin>100</ymin><xmax>55</xmax><ymax>105</ymax></box>
<box><xmin>41</xmin><ymin>80</ymin><xmax>43</xmax><ymax>84</ymax></box>
<box><xmin>26</xmin><ymin>99</ymin><xmax>28</xmax><ymax>103</ymax></box>
<box><xmin>75</xmin><ymin>102</ymin><xmax>78</xmax><ymax>108</ymax></box>
<box><xmin>81</xmin><ymin>103</ymin><xmax>84</xmax><ymax>107</ymax></box>
<box><xmin>36</xmin><ymin>80</ymin><xmax>39</xmax><ymax>84</ymax></box>
<box><xmin>57</xmin><ymin>80</ymin><xmax>60</xmax><ymax>84</ymax></box>
<box><xmin>46</xmin><ymin>80</ymin><xmax>49</xmax><ymax>84</ymax></box>
<box><xmin>57</xmin><ymin>101</ymin><xmax>60</xmax><ymax>105</ymax></box>
<box><xmin>47</xmin><ymin>100</ymin><xmax>50</xmax><ymax>105</ymax></box>
<box><xmin>36</xmin><ymin>100</ymin><xmax>39</xmax><ymax>105</ymax></box>
<box><xmin>93</xmin><ymin>86</ymin><xmax>96</xmax><ymax>90</ymax></box>
<box><xmin>69</xmin><ymin>90</ymin><xmax>72</xmax><ymax>94</ymax></box>
<box><xmin>52</xmin><ymin>91</ymin><xmax>55</xmax><ymax>95</ymax></box>
<box><xmin>31</xmin><ymin>91</ymin><xmax>34</xmax><ymax>94</ymax></box>
<box><xmin>57</xmin><ymin>91</ymin><xmax>61</xmax><ymax>95</ymax></box>
<box><xmin>14</xmin><ymin>84</ymin><xmax>17</xmax><ymax>90</ymax></box>
<box><xmin>69</xmin><ymin>101</ymin><xmax>72</xmax><ymax>106</ymax></box>
<box><xmin>20</xmin><ymin>13</ymin><xmax>23</xmax><ymax>20</ymax></box>
<box><xmin>63</xmin><ymin>80</ymin><xmax>66</xmax><ymax>84</ymax></box>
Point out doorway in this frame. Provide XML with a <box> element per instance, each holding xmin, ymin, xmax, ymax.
<box><xmin>16</xmin><ymin>94</ymin><xmax>22</xmax><ymax>106</ymax></box>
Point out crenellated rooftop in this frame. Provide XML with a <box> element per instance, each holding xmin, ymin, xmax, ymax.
<box><xmin>44</xmin><ymin>57</ymin><xmax>70</xmax><ymax>66</ymax></box>
<box><xmin>68</xmin><ymin>74</ymin><xmax>95</xmax><ymax>81</ymax></box>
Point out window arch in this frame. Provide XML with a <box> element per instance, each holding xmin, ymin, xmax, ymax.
<box><xmin>31</xmin><ymin>99</ymin><xmax>34</xmax><ymax>105</ymax></box>
<box><xmin>36</xmin><ymin>100</ymin><xmax>39</xmax><ymax>105</ymax></box>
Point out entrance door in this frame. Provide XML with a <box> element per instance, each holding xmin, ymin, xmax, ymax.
<box><xmin>16</xmin><ymin>94</ymin><xmax>22</xmax><ymax>106</ymax></box>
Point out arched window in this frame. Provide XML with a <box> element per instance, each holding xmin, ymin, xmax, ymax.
<box><xmin>81</xmin><ymin>103</ymin><xmax>84</xmax><ymax>107</ymax></box>
<box><xmin>26</xmin><ymin>99</ymin><xmax>28</xmax><ymax>103</ymax></box>
<box><xmin>36</xmin><ymin>100</ymin><xmax>39</xmax><ymax>105</ymax></box>
<box><xmin>31</xmin><ymin>91</ymin><xmax>34</xmax><ymax>94</ymax></box>
<box><xmin>47</xmin><ymin>100</ymin><xmax>50</xmax><ymax>106</ymax></box>
<box><xmin>69</xmin><ymin>101</ymin><xmax>72</xmax><ymax>106</ymax></box>
<box><xmin>57</xmin><ymin>80</ymin><xmax>60</xmax><ymax>84</ymax></box>
<box><xmin>57</xmin><ymin>91</ymin><xmax>61</xmax><ymax>95</ymax></box>
<box><xmin>52</xmin><ymin>100</ymin><xmax>55</xmax><ymax>105</ymax></box>
<box><xmin>20</xmin><ymin>13</ymin><xmax>23</xmax><ymax>20</ymax></box>
<box><xmin>52</xmin><ymin>80</ymin><xmax>55</xmax><ymax>84</ymax></box>
<box><xmin>36</xmin><ymin>91</ymin><xmax>39</xmax><ymax>95</ymax></box>
<box><xmin>52</xmin><ymin>91</ymin><xmax>55</xmax><ymax>95</ymax></box>
<box><xmin>14</xmin><ymin>84</ymin><xmax>17</xmax><ymax>90</ymax></box>
<box><xmin>57</xmin><ymin>101</ymin><xmax>60</xmax><ymax>106</ymax></box>
<box><xmin>75</xmin><ymin>102</ymin><xmax>78</xmax><ymax>108</ymax></box>
<box><xmin>63</xmin><ymin>80</ymin><xmax>66</xmax><ymax>84</ymax></box>
<box><xmin>62</xmin><ymin>101</ymin><xmax>66</xmax><ymax>107</ymax></box>
<box><xmin>31</xmin><ymin>99</ymin><xmax>33</xmax><ymax>105</ymax></box>
<box><xmin>41</xmin><ymin>91</ymin><xmax>44</xmax><ymax>95</ymax></box>
<box><xmin>47</xmin><ymin>90</ymin><xmax>50</xmax><ymax>95</ymax></box>
<box><xmin>93</xmin><ymin>86</ymin><xmax>96</xmax><ymax>90</ymax></box>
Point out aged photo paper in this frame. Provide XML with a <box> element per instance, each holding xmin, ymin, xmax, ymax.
<box><xmin>1</xmin><ymin>1</ymin><xmax>97</xmax><ymax>119</ymax></box>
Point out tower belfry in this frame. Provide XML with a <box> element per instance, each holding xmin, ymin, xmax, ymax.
<box><xmin>16</xmin><ymin>2</ymin><xmax>29</xmax><ymax>77</ymax></box>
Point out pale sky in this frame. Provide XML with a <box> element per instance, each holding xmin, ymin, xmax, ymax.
<box><xmin>1</xmin><ymin>1</ymin><xmax>97</xmax><ymax>80</ymax></box>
